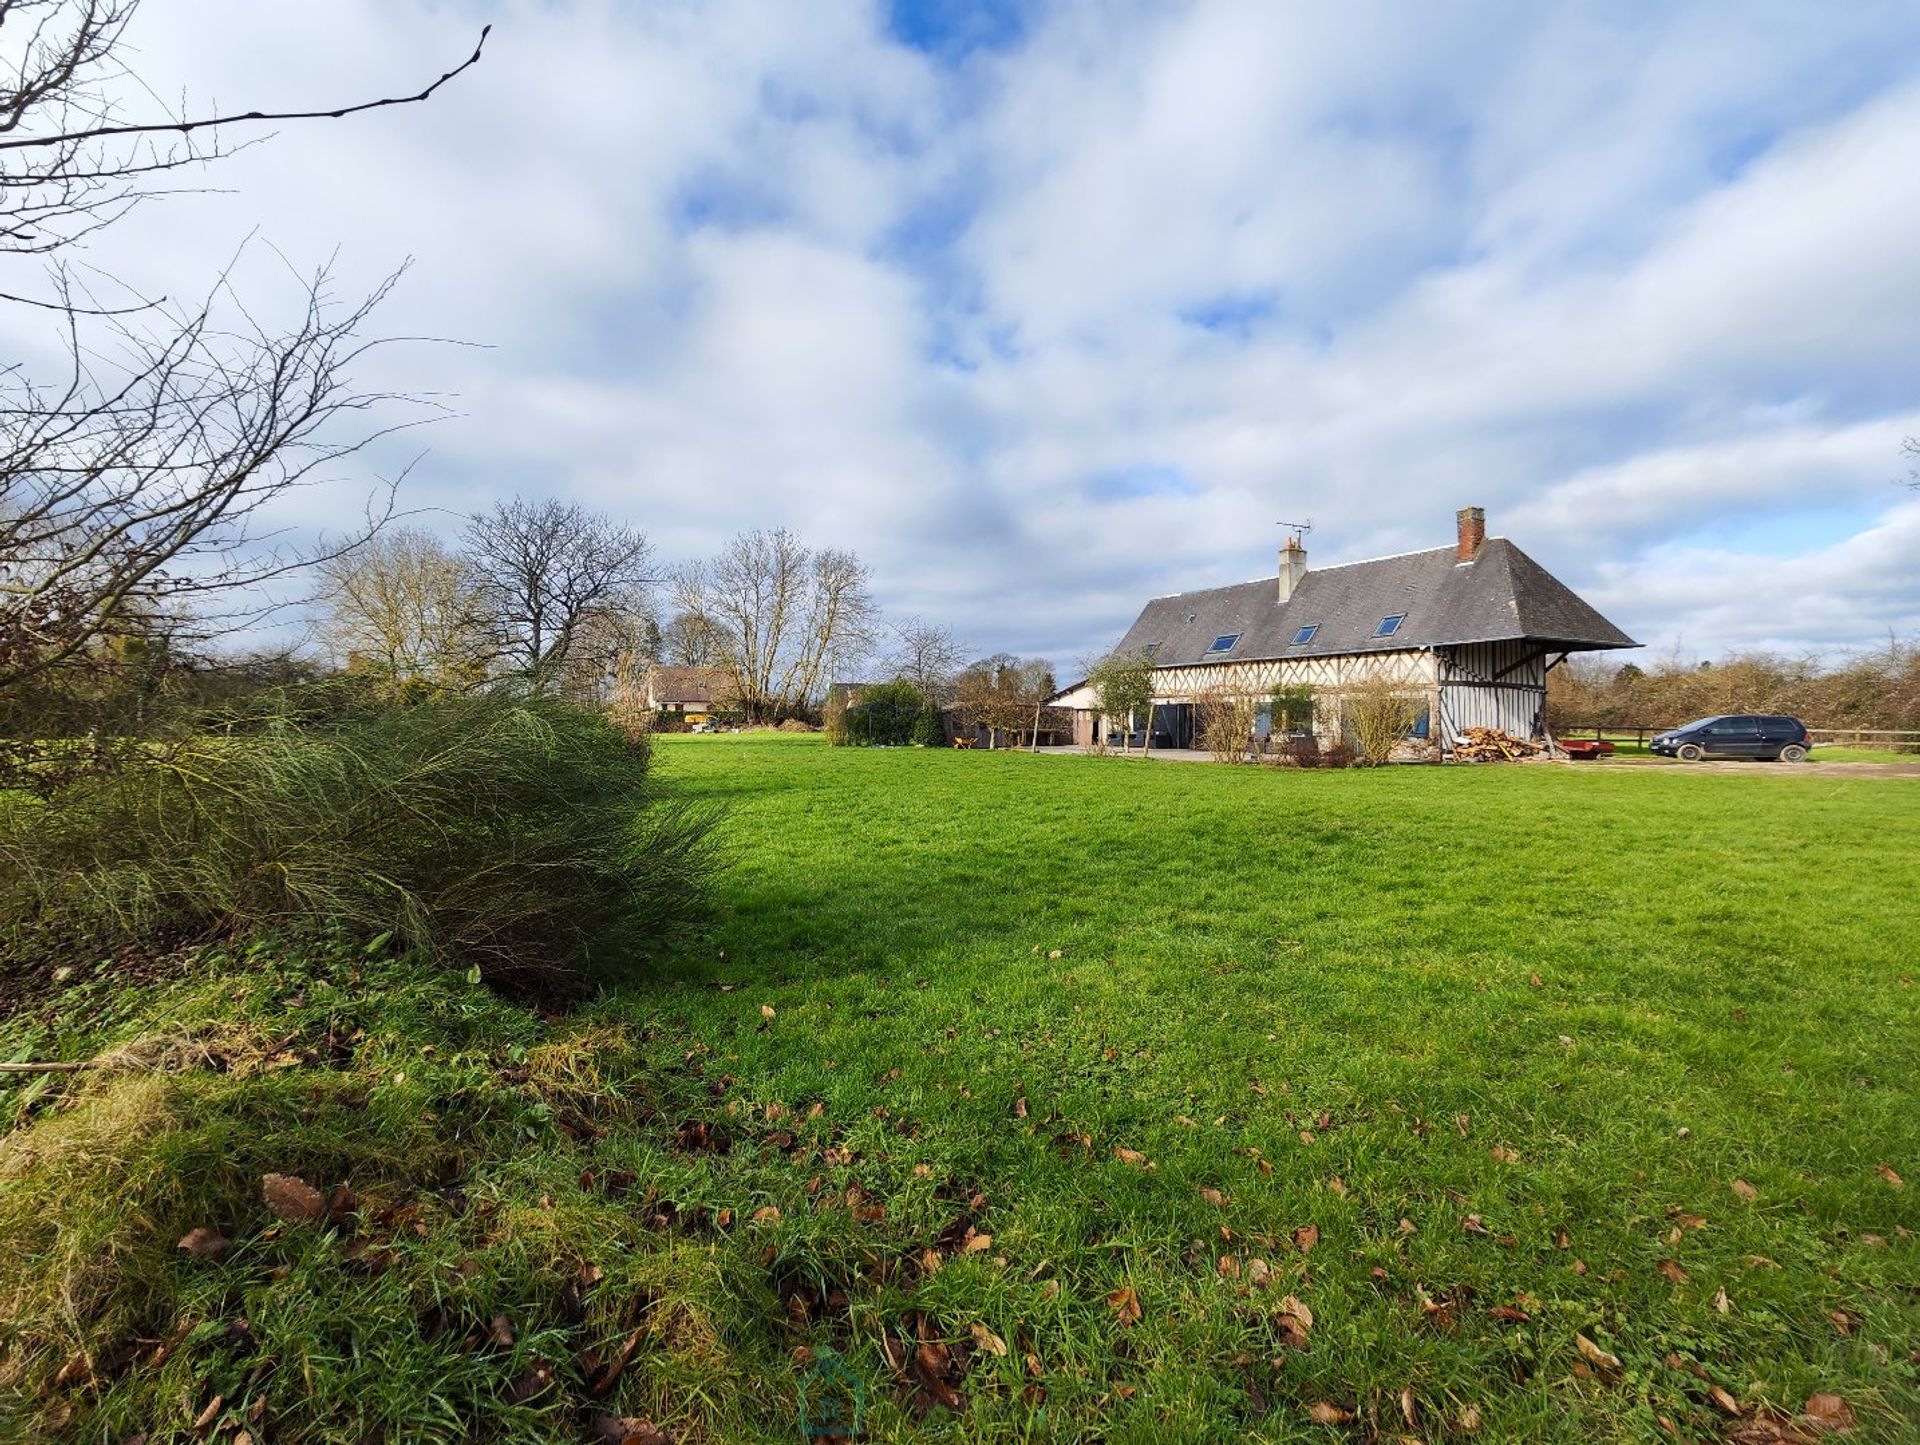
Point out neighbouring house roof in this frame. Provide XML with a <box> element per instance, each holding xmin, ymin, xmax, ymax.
<box><xmin>647</xmin><ymin>664</ymin><xmax>726</xmax><ymax>707</ymax></box>
<box><xmin>1106</xmin><ymin>538</ymin><xmax>1637</xmax><ymax>673</ymax></box>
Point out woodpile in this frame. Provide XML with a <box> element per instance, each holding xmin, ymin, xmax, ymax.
<box><xmin>1452</xmin><ymin>727</ymin><xmax>1542</xmax><ymax>761</ymax></box>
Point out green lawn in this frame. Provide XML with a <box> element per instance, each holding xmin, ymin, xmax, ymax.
<box><xmin>3</xmin><ymin>738</ymin><xmax>1916</xmax><ymax>1442</ymax></box>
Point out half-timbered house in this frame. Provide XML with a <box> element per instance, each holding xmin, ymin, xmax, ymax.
<box><xmin>1047</xmin><ymin>507</ymin><xmax>1637</xmax><ymax>757</ymax></box>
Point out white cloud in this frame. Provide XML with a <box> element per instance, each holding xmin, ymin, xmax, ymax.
<box><xmin>25</xmin><ymin>0</ymin><xmax>1920</xmax><ymax>664</ymax></box>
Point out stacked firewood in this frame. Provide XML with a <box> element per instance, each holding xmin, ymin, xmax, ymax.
<box><xmin>1452</xmin><ymin>727</ymin><xmax>1542</xmax><ymax>761</ymax></box>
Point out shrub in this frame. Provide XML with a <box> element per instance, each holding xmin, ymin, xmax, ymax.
<box><xmin>833</xmin><ymin>680</ymin><xmax>927</xmax><ymax>747</ymax></box>
<box><xmin>1193</xmin><ymin>683</ymin><xmax>1259</xmax><ymax>763</ymax></box>
<box><xmin>1343</xmin><ymin>680</ymin><xmax>1420</xmax><ymax>765</ymax></box>
<box><xmin>0</xmin><ymin>691</ymin><xmax>715</xmax><ymax>993</ymax></box>
<box><xmin>1268</xmin><ymin>733</ymin><xmax>1321</xmax><ymax>768</ymax></box>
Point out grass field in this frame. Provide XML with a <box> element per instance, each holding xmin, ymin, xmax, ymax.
<box><xmin>2</xmin><ymin>738</ymin><xmax>1916</xmax><ymax>1442</ymax></box>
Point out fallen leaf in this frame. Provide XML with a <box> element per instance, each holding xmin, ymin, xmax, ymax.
<box><xmin>177</xmin><ymin>1227</ymin><xmax>229</xmax><ymax>1259</ymax></box>
<box><xmin>751</xmin><ymin>1206</ymin><xmax>782</xmax><ymax>1223</ymax></box>
<box><xmin>969</xmin><ymin>1322</ymin><xmax>1008</xmax><ymax>1357</ymax></box>
<box><xmin>1328</xmin><ymin>1175</ymin><xmax>1348</xmax><ymax>1196</ymax></box>
<box><xmin>1218</xmin><ymin>1255</ymin><xmax>1241</xmax><ymax>1280</ymax></box>
<box><xmin>1247</xmin><ymin>1257</ymin><xmax>1272</xmax><ymax>1288</ymax></box>
<box><xmin>1461</xmin><ymin>1213</ymin><xmax>1490</xmax><ymax>1236</ymax></box>
<box><xmin>261</xmin><ymin>1173</ymin><xmax>326</xmax><ymax>1223</ymax></box>
<box><xmin>760</xmin><ymin>1004</ymin><xmax>776</xmax><ymax>1021</ymax></box>
<box><xmin>1199</xmin><ymin>1187</ymin><xmax>1228</xmax><ymax>1207</ymax></box>
<box><xmin>961</xmin><ymin>1231</ymin><xmax>993</xmax><ymax>1253</ymax></box>
<box><xmin>1114</xmin><ymin>1147</ymin><xmax>1150</xmax><ymax>1168</ymax></box>
<box><xmin>1708</xmin><ymin>1385</ymin><xmax>1743</xmax><ymax>1417</ymax></box>
<box><xmin>590</xmin><ymin>1418</ymin><xmax>674</xmax><ymax>1445</ymax></box>
<box><xmin>1528</xmin><ymin>973</ymin><xmax>1543</xmax><ymax>987</ymax></box>
<box><xmin>1828</xmin><ymin>1310</ymin><xmax>1852</xmax><ymax>1335</ymax></box>
<box><xmin>1713</xmin><ymin>1285</ymin><xmax>1731</xmax><ymax>1314</ymax></box>
<box><xmin>1490</xmin><ymin>1145</ymin><xmax>1520</xmax><ymax>1164</ymax></box>
<box><xmin>1553</xmin><ymin>1227</ymin><xmax>1571</xmax><ymax>1249</ymax></box>
<box><xmin>1106</xmin><ymin>1286</ymin><xmax>1142</xmax><ymax>1325</ymax></box>
<box><xmin>1014</xmin><ymin>1097</ymin><xmax>1028</xmax><ymax>1120</ymax></box>
<box><xmin>1293</xmin><ymin>1224</ymin><xmax>1319</xmax><ymax>1254</ymax></box>
<box><xmin>1802</xmin><ymin>1393</ymin><xmax>1855</xmax><ymax>1431</ymax></box>
<box><xmin>1732</xmin><ymin>1178</ymin><xmax>1758</xmax><ymax>1201</ymax></box>
<box><xmin>1657</xmin><ymin>1258</ymin><xmax>1688</xmax><ymax>1284</ymax></box>
<box><xmin>1876</xmin><ymin>1164</ymin><xmax>1904</xmax><ymax>1189</ymax></box>
<box><xmin>1489</xmin><ymin>1303</ymin><xmax>1530</xmax><ymax>1323</ymax></box>
<box><xmin>1456</xmin><ymin>1114</ymin><xmax>1471</xmax><ymax>1138</ymax></box>
<box><xmin>1458</xmin><ymin>1404</ymin><xmax>1483</xmax><ymax>1432</ymax></box>
<box><xmin>192</xmin><ymin>1395</ymin><xmax>225</xmax><ymax>1430</ymax></box>
<box><xmin>1575</xmin><ymin>1333</ymin><xmax>1623</xmax><ymax>1377</ymax></box>
<box><xmin>1276</xmin><ymin>1294</ymin><xmax>1315</xmax><ymax>1332</ymax></box>
<box><xmin>1306</xmin><ymin>1401</ymin><xmax>1352</xmax><ymax>1425</ymax></box>
<box><xmin>1400</xmin><ymin>1385</ymin><xmax>1418</xmax><ymax>1428</ymax></box>
<box><xmin>489</xmin><ymin>1315</ymin><xmax>515</xmax><ymax>1349</ymax></box>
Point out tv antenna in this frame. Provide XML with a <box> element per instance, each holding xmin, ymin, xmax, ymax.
<box><xmin>1276</xmin><ymin>518</ymin><xmax>1313</xmax><ymax>544</ymax></box>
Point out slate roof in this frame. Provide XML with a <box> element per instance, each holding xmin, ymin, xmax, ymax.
<box><xmin>647</xmin><ymin>664</ymin><xmax>725</xmax><ymax>705</ymax></box>
<box><xmin>1109</xmin><ymin>538</ymin><xmax>1637</xmax><ymax>669</ymax></box>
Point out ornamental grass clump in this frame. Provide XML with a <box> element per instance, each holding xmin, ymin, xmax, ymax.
<box><xmin>0</xmin><ymin>691</ymin><xmax>715</xmax><ymax>992</ymax></box>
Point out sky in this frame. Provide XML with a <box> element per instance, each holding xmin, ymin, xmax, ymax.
<box><xmin>55</xmin><ymin>0</ymin><xmax>1920</xmax><ymax>667</ymax></box>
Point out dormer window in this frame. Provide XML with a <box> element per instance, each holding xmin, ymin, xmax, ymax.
<box><xmin>1289</xmin><ymin>624</ymin><xmax>1319</xmax><ymax>646</ymax></box>
<box><xmin>1205</xmin><ymin>633</ymin><xmax>1241</xmax><ymax>655</ymax></box>
<box><xmin>1374</xmin><ymin>613</ymin><xmax>1406</xmax><ymax>638</ymax></box>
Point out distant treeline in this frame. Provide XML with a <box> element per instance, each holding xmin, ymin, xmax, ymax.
<box><xmin>1546</xmin><ymin>641</ymin><xmax>1920</xmax><ymax>732</ymax></box>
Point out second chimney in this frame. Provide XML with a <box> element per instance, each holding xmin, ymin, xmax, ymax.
<box><xmin>1456</xmin><ymin>506</ymin><xmax>1486</xmax><ymax>562</ymax></box>
<box><xmin>1277</xmin><ymin>535</ymin><xmax>1309</xmax><ymax>603</ymax></box>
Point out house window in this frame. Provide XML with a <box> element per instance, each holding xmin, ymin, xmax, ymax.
<box><xmin>1374</xmin><ymin>613</ymin><xmax>1406</xmax><ymax>638</ymax></box>
<box><xmin>1142</xmin><ymin>642</ymin><xmax>1159</xmax><ymax>661</ymax></box>
<box><xmin>1412</xmin><ymin>706</ymin><xmax>1430</xmax><ymax>739</ymax></box>
<box><xmin>1289</xmin><ymin>624</ymin><xmax>1319</xmax><ymax>646</ymax></box>
<box><xmin>1205</xmin><ymin>633</ymin><xmax>1241</xmax><ymax>654</ymax></box>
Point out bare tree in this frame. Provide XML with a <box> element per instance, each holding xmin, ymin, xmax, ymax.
<box><xmin>463</xmin><ymin>498</ymin><xmax>655</xmax><ymax>693</ymax></box>
<box><xmin>1</xmin><ymin>1</ymin><xmax>487</xmax><ymax>698</ymax></box>
<box><xmin>954</xmin><ymin>654</ymin><xmax>1052</xmax><ymax>749</ymax></box>
<box><xmin>1904</xmin><ymin>435</ymin><xmax>1918</xmax><ymax>489</ymax></box>
<box><xmin>1</xmin><ymin>1</ymin><xmax>488</xmax><ymax>258</ymax></box>
<box><xmin>675</xmin><ymin>528</ymin><xmax>876</xmax><ymax>721</ymax></box>
<box><xmin>888</xmin><ymin>615</ymin><xmax>966</xmax><ymax>704</ymax></box>
<box><xmin>316</xmin><ymin>526</ymin><xmax>486</xmax><ymax>687</ymax></box>
<box><xmin>661</xmin><ymin>608</ymin><xmax>730</xmax><ymax>666</ymax></box>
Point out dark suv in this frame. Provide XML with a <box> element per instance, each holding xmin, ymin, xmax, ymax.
<box><xmin>1650</xmin><ymin>716</ymin><xmax>1812</xmax><ymax>762</ymax></box>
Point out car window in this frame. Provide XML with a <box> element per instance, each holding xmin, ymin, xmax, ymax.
<box><xmin>1759</xmin><ymin>717</ymin><xmax>1798</xmax><ymax>738</ymax></box>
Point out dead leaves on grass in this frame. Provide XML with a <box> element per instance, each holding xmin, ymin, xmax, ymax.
<box><xmin>260</xmin><ymin>1173</ymin><xmax>326</xmax><ymax>1223</ymax></box>
<box><xmin>176</xmin><ymin>1226</ymin><xmax>229</xmax><ymax>1259</ymax></box>
<box><xmin>1574</xmin><ymin>1333</ymin><xmax>1624</xmax><ymax>1379</ymax></box>
<box><xmin>1105</xmin><ymin>1286</ymin><xmax>1142</xmax><ymax>1326</ymax></box>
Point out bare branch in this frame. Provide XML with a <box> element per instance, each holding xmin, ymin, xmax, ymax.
<box><xmin>0</xmin><ymin>24</ymin><xmax>490</xmax><ymax>152</ymax></box>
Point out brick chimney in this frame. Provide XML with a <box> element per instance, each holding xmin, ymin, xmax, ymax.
<box><xmin>1277</xmin><ymin>535</ymin><xmax>1309</xmax><ymax>603</ymax></box>
<box><xmin>1455</xmin><ymin>506</ymin><xmax>1486</xmax><ymax>562</ymax></box>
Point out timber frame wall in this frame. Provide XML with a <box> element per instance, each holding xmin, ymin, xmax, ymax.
<box><xmin>1097</xmin><ymin>641</ymin><xmax>1561</xmax><ymax>749</ymax></box>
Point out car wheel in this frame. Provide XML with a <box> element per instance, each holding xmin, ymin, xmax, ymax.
<box><xmin>1676</xmin><ymin>743</ymin><xmax>1705</xmax><ymax>762</ymax></box>
<box><xmin>1780</xmin><ymin>744</ymin><xmax>1808</xmax><ymax>763</ymax></box>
